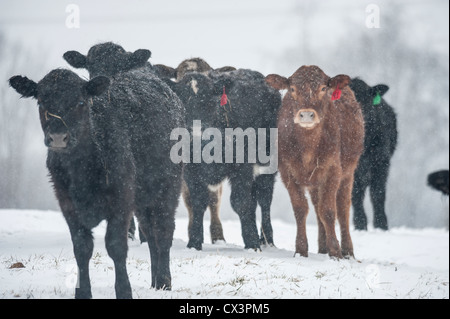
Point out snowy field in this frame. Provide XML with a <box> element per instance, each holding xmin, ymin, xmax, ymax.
<box><xmin>0</xmin><ymin>209</ymin><xmax>448</xmax><ymax>299</ymax></box>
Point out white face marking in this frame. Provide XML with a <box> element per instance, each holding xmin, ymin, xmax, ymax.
<box><xmin>191</xmin><ymin>79</ymin><xmax>199</xmax><ymax>94</ymax></box>
<box><xmin>185</xmin><ymin>61</ymin><xmax>198</xmax><ymax>71</ymax></box>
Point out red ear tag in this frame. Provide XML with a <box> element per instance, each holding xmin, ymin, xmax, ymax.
<box><xmin>331</xmin><ymin>84</ymin><xmax>341</xmax><ymax>101</ymax></box>
<box><xmin>220</xmin><ymin>86</ymin><xmax>228</xmax><ymax>106</ymax></box>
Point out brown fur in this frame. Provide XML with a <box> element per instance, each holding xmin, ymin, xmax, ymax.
<box><xmin>266</xmin><ymin>66</ymin><xmax>364</xmax><ymax>258</ymax></box>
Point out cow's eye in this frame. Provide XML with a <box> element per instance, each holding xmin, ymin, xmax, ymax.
<box><xmin>291</xmin><ymin>88</ymin><xmax>295</xmax><ymax>92</ymax></box>
<box><xmin>321</xmin><ymin>87</ymin><xmax>327</xmax><ymax>92</ymax></box>
<box><xmin>78</xmin><ymin>101</ymin><xmax>85</xmax><ymax>106</ymax></box>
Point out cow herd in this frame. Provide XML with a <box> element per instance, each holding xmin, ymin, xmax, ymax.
<box><xmin>9</xmin><ymin>42</ymin><xmax>406</xmax><ymax>298</ymax></box>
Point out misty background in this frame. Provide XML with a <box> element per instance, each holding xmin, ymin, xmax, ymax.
<box><xmin>0</xmin><ymin>0</ymin><xmax>448</xmax><ymax>229</ymax></box>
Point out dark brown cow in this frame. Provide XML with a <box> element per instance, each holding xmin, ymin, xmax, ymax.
<box><xmin>266</xmin><ymin>65</ymin><xmax>365</xmax><ymax>258</ymax></box>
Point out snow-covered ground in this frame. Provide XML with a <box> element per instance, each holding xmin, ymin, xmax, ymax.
<box><xmin>0</xmin><ymin>209</ymin><xmax>448</xmax><ymax>299</ymax></box>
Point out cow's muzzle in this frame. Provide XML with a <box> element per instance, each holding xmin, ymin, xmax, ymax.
<box><xmin>294</xmin><ymin>109</ymin><xmax>320</xmax><ymax>129</ymax></box>
<box><xmin>46</xmin><ymin>132</ymin><xmax>69</xmax><ymax>150</ymax></box>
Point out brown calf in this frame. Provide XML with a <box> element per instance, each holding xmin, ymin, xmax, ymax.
<box><xmin>266</xmin><ymin>65</ymin><xmax>364</xmax><ymax>258</ymax></box>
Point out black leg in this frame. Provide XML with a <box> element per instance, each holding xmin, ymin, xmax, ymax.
<box><xmin>230</xmin><ymin>174</ymin><xmax>260</xmax><ymax>250</ymax></box>
<box><xmin>370</xmin><ymin>162</ymin><xmax>390</xmax><ymax>230</ymax></box>
<box><xmin>144</xmin><ymin>209</ymin><xmax>175</xmax><ymax>290</ymax></box>
<box><xmin>185</xmin><ymin>179</ymin><xmax>209</xmax><ymax>250</ymax></box>
<box><xmin>68</xmin><ymin>224</ymin><xmax>94</xmax><ymax>299</ymax></box>
<box><xmin>255</xmin><ymin>174</ymin><xmax>275</xmax><ymax>246</ymax></box>
<box><xmin>352</xmin><ymin>169</ymin><xmax>369</xmax><ymax>231</ymax></box>
<box><xmin>135</xmin><ymin>172</ymin><xmax>180</xmax><ymax>290</ymax></box>
<box><xmin>105</xmin><ymin>215</ymin><xmax>132</xmax><ymax>299</ymax></box>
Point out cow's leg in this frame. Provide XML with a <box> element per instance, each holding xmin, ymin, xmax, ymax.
<box><xmin>310</xmin><ymin>188</ymin><xmax>327</xmax><ymax>254</ymax></box>
<box><xmin>105</xmin><ymin>213</ymin><xmax>132</xmax><ymax>299</ymax></box>
<box><xmin>208</xmin><ymin>185</ymin><xmax>225</xmax><ymax>243</ymax></box>
<box><xmin>141</xmin><ymin>208</ymin><xmax>175</xmax><ymax>290</ymax></box>
<box><xmin>337</xmin><ymin>176</ymin><xmax>355</xmax><ymax>258</ymax></box>
<box><xmin>230</xmin><ymin>174</ymin><xmax>259</xmax><ymax>250</ymax></box>
<box><xmin>370</xmin><ymin>161</ymin><xmax>390</xmax><ymax>230</ymax></box>
<box><xmin>136</xmin><ymin>173</ymin><xmax>180</xmax><ymax>290</ymax></box>
<box><xmin>140</xmin><ymin>224</ymin><xmax>158</xmax><ymax>288</ymax></box>
<box><xmin>255</xmin><ymin>173</ymin><xmax>276</xmax><ymax>246</ymax></box>
<box><xmin>54</xmin><ymin>182</ymin><xmax>94</xmax><ymax>299</ymax></box>
<box><xmin>68</xmin><ymin>223</ymin><xmax>94</xmax><ymax>299</ymax></box>
<box><xmin>352</xmin><ymin>166</ymin><xmax>369</xmax><ymax>230</ymax></box>
<box><xmin>285</xmin><ymin>180</ymin><xmax>309</xmax><ymax>257</ymax></box>
<box><xmin>181</xmin><ymin>181</ymin><xmax>195</xmax><ymax>243</ymax></box>
<box><xmin>185</xmin><ymin>178</ymin><xmax>210</xmax><ymax>250</ymax></box>
<box><xmin>317</xmin><ymin>168</ymin><xmax>342</xmax><ymax>259</ymax></box>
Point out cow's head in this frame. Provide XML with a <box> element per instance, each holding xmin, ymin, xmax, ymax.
<box><xmin>63</xmin><ymin>42</ymin><xmax>151</xmax><ymax>78</ymax></box>
<box><xmin>266</xmin><ymin>65</ymin><xmax>351</xmax><ymax>130</ymax></box>
<box><xmin>174</xmin><ymin>58</ymin><xmax>213</xmax><ymax>82</ymax></box>
<box><xmin>9</xmin><ymin>69</ymin><xmax>110</xmax><ymax>152</ymax></box>
<box><xmin>350</xmin><ymin>78</ymin><xmax>389</xmax><ymax>106</ymax></box>
<box><xmin>154</xmin><ymin>58</ymin><xmax>236</xmax><ymax>82</ymax></box>
<box><xmin>168</xmin><ymin>72</ymin><xmax>234</xmax><ymax>126</ymax></box>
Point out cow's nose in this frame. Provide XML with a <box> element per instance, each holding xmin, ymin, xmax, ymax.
<box><xmin>294</xmin><ymin>109</ymin><xmax>320</xmax><ymax>129</ymax></box>
<box><xmin>300</xmin><ymin>111</ymin><xmax>315</xmax><ymax>122</ymax></box>
<box><xmin>47</xmin><ymin>133</ymin><xmax>69</xmax><ymax>148</ymax></box>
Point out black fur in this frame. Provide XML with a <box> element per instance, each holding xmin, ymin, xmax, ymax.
<box><xmin>350</xmin><ymin>78</ymin><xmax>398</xmax><ymax>230</ymax></box>
<box><xmin>428</xmin><ymin>170</ymin><xmax>449</xmax><ymax>196</ymax></box>
<box><xmin>64</xmin><ymin>42</ymin><xmax>152</xmax><ymax>78</ymax></box>
<box><xmin>169</xmin><ymin>69</ymin><xmax>281</xmax><ymax>250</ymax></box>
<box><xmin>9</xmin><ymin>67</ymin><xmax>184</xmax><ymax>298</ymax></box>
<box><xmin>64</xmin><ymin>43</ymin><xmax>160</xmax><ymax>243</ymax></box>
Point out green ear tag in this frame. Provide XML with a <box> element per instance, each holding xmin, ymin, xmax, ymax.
<box><xmin>373</xmin><ymin>92</ymin><xmax>382</xmax><ymax>106</ymax></box>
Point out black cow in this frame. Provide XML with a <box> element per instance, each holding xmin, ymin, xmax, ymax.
<box><xmin>64</xmin><ymin>45</ymin><xmax>230</xmax><ymax>244</ymax></box>
<box><xmin>9</xmin><ymin>67</ymin><xmax>184</xmax><ymax>298</ymax></box>
<box><xmin>428</xmin><ymin>170</ymin><xmax>449</xmax><ymax>196</ymax></box>
<box><xmin>157</xmin><ymin>58</ymin><xmax>236</xmax><ymax>245</ymax></box>
<box><xmin>167</xmin><ymin>69</ymin><xmax>281</xmax><ymax>250</ymax></box>
<box><xmin>64</xmin><ymin>42</ymin><xmax>156</xmax><ymax>242</ymax></box>
<box><xmin>349</xmin><ymin>78</ymin><xmax>398</xmax><ymax>230</ymax></box>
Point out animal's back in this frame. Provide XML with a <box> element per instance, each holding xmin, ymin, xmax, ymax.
<box><xmin>89</xmin><ymin>68</ymin><xmax>184</xmax><ymax>181</ymax></box>
<box><xmin>334</xmin><ymin>87</ymin><xmax>365</xmax><ymax>173</ymax></box>
<box><xmin>360</xmin><ymin>99</ymin><xmax>397</xmax><ymax>166</ymax></box>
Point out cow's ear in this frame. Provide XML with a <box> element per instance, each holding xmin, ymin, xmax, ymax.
<box><xmin>84</xmin><ymin>76</ymin><xmax>110</xmax><ymax>96</ymax></box>
<box><xmin>63</xmin><ymin>50</ymin><xmax>87</xmax><ymax>69</ymax></box>
<box><xmin>372</xmin><ymin>84</ymin><xmax>389</xmax><ymax>97</ymax></box>
<box><xmin>328</xmin><ymin>74</ymin><xmax>351</xmax><ymax>89</ymax></box>
<box><xmin>127</xmin><ymin>49</ymin><xmax>151</xmax><ymax>69</ymax></box>
<box><xmin>9</xmin><ymin>75</ymin><xmax>38</xmax><ymax>98</ymax></box>
<box><xmin>153</xmin><ymin>64</ymin><xmax>177</xmax><ymax>79</ymax></box>
<box><xmin>265</xmin><ymin>74</ymin><xmax>289</xmax><ymax>90</ymax></box>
